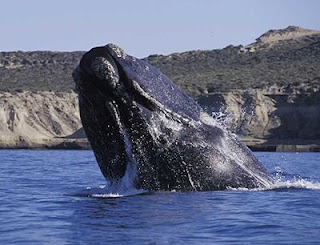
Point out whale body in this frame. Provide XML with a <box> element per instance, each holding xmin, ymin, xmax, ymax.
<box><xmin>73</xmin><ymin>43</ymin><xmax>274</xmax><ymax>191</ymax></box>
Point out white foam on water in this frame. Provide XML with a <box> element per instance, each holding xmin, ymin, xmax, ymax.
<box><xmin>91</xmin><ymin>188</ymin><xmax>148</xmax><ymax>198</ymax></box>
<box><xmin>271</xmin><ymin>178</ymin><xmax>320</xmax><ymax>190</ymax></box>
<box><xmin>91</xmin><ymin>193</ymin><xmax>124</xmax><ymax>198</ymax></box>
<box><xmin>87</xmin><ymin>165</ymin><xmax>149</xmax><ymax>198</ymax></box>
<box><xmin>85</xmin><ymin>181</ymin><xmax>148</xmax><ymax>198</ymax></box>
<box><xmin>227</xmin><ymin>178</ymin><xmax>320</xmax><ymax>191</ymax></box>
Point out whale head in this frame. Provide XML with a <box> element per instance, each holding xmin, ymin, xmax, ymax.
<box><xmin>73</xmin><ymin>43</ymin><xmax>202</xmax><ymax>185</ymax></box>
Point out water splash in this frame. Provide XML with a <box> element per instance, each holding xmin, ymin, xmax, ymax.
<box><xmin>228</xmin><ymin>178</ymin><xmax>320</xmax><ymax>191</ymax></box>
<box><xmin>211</xmin><ymin>110</ymin><xmax>234</xmax><ymax>129</ymax></box>
<box><xmin>268</xmin><ymin>166</ymin><xmax>320</xmax><ymax>190</ymax></box>
<box><xmin>91</xmin><ymin>187</ymin><xmax>148</xmax><ymax>198</ymax></box>
<box><xmin>87</xmin><ymin>130</ymin><xmax>149</xmax><ymax>198</ymax></box>
<box><xmin>271</xmin><ymin>178</ymin><xmax>320</xmax><ymax>190</ymax></box>
<box><xmin>84</xmin><ymin>183</ymin><xmax>148</xmax><ymax>198</ymax></box>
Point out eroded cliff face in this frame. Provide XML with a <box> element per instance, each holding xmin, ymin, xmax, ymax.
<box><xmin>0</xmin><ymin>92</ymin><xmax>83</xmax><ymax>148</ymax></box>
<box><xmin>198</xmin><ymin>86</ymin><xmax>320</xmax><ymax>142</ymax></box>
<box><xmin>199</xmin><ymin>90</ymin><xmax>278</xmax><ymax>138</ymax></box>
<box><xmin>1</xmin><ymin>85</ymin><xmax>319</xmax><ymax>149</ymax></box>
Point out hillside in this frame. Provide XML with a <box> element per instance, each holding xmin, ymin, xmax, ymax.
<box><xmin>1</xmin><ymin>26</ymin><xmax>319</xmax><ymax>96</ymax></box>
<box><xmin>0</xmin><ymin>51</ymin><xmax>83</xmax><ymax>92</ymax></box>
<box><xmin>145</xmin><ymin>26</ymin><xmax>320</xmax><ymax>96</ymax></box>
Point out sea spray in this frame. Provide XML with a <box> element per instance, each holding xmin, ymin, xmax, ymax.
<box><xmin>93</xmin><ymin>130</ymin><xmax>147</xmax><ymax>197</ymax></box>
<box><xmin>227</xmin><ymin>177</ymin><xmax>320</xmax><ymax>191</ymax></box>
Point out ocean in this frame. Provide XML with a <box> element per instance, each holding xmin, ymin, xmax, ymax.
<box><xmin>1</xmin><ymin>150</ymin><xmax>319</xmax><ymax>244</ymax></box>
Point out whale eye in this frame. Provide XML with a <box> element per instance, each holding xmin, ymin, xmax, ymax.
<box><xmin>91</xmin><ymin>56</ymin><xmax>119</xmax><ymax>88</ymax></box>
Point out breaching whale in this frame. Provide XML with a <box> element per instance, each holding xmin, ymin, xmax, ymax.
<box><xmin>73</xmin><ymin>43</ymin><xmax>274</xmax><ymax>191</ymax></box>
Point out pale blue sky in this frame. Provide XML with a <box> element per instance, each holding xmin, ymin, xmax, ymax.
<box><xmin>1</xmin><ymin>0</ymin><xmax>320</xmax><ymax>57</ymax></box>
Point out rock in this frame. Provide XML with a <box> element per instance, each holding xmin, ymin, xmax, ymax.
<box><xmin>0</xmin><ymin>91</ymin><xmax>83</xmax><ymax>148</ymax></box>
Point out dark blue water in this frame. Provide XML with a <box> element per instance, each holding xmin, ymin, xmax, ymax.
<box><xmin>1</xmin><ymin>150</ymin><xmax>320</xmax><ymax>245</ymax></box>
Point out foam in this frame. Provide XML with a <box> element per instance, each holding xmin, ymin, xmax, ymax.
<box><xmin>227</xmin><ymin>178</ymin><xmax>320</xmax><ymax>191</ymax></box>
<box><xmin>91</xmin><ymin>188</ymin><xmax>148</xmax><ymax>198</ymax></box>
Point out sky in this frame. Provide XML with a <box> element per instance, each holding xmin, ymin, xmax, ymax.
<box><xmin>1</xmin><ymin>0</ymin><xmax>320</xmax><ymax>58</ymax></box>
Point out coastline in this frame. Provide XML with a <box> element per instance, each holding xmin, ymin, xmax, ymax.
<box><xmin>0</xmin><ymin>137</ymin><xmax>319</xmax><ymax>152</ymax></box>
<box><xmin>243</xmin><ymin>138</ymin><xmax>320</xmax><ymax>152</ymax></box>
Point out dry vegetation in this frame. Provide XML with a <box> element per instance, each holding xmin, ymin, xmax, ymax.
<box><xmin>0</xmin><ymin>26</ymin><xmax>319</xmax><ymax>97</ymax></box>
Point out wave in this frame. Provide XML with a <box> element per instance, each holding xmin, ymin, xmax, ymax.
<box><xmin>269</xmin><ymin>178</ymin><xmax>320</xmax><ymax>190</ymax></box>
<box><xmin>227</xmin><ymin>178</ymin><xmax>320</xmax><ymax>191</ymax></box>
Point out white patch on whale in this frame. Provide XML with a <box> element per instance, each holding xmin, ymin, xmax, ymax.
<box><xmin>91</xmin><ymin>57</ymin><xmax>119</xmax><ymax>88</ymax></box>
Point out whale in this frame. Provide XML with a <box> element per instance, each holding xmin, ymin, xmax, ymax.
<box><xmin>73</xmin><ymin>43</ymin><xmax>274</xmax><ymax>191</ymax></box>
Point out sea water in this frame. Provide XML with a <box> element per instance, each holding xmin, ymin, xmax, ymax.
<box><xmin>0</xmin><ymin>150</ymin><xmax>320</xmax><ymax>244</ymax></box>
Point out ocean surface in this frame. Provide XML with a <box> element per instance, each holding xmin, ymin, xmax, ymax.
<box><xmin>1</xmin><ymin>150</ymin><xmax>320</xmax><ymax>245</ymax></box>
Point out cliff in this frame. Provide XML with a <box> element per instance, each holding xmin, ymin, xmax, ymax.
<box><xmin>0</xmin><ymin>91</ymin><xmax>87</xmax><ymax>149</ymax></box>
<box><xmin>198</xmin><ymin>86</ymin><xmax>320</xmax><ymax>151</ymax></box>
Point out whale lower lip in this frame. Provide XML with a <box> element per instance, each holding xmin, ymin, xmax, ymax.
<box><xmin>73</xmin><ymin>43</ymin><xmax>274</xmax><ymax>191</ymax></box>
